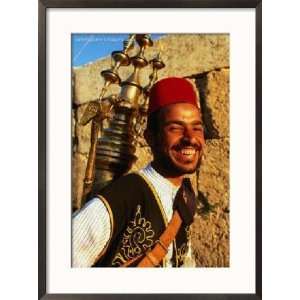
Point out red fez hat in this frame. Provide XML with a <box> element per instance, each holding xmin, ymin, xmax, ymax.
<box><xmin>148</xmin><ymin>77</ymin><xmax>198</xmax><ymax>114</ymax></box>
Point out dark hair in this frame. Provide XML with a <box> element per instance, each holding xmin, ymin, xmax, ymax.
<box><xmin>146</xmin><ymin>109</ymin><xmax>162</xmax><ymax>133</ymax></box>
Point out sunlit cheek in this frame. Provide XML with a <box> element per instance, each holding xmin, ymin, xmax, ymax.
<box><xmin>197</xmin><ymin>134</ymin><xmax>205</xmax><ymax>146</ymax></box>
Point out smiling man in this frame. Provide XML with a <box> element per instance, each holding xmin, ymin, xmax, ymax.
<box><xmin>72</xmin><ymin>77</ymin><xmax>205</xmax><ymax>267</ymax></box>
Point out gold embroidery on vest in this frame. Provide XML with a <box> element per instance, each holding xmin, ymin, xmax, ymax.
<box><xmin>112</xmin><ymin>205</ymin><xmax>155</xmax><ymax>266</ymax></box>
<box><xmin>133</xmin><ymin>172</ymin><xmax>168</xmax><ymax>267</ymax></box>
<box><xmin>186</xmin><ymin>225</ymin><xmax>191</xmax><ymax>241</ymax></box>
<box><xmin>175</xmin><ymin>226</ymin><xmax>190</xmax><ymax>266</ymax></box>
<box><xmin>176</xmin><ymin>243</ymin><xmax>188</xmax><ymax>266</ymax></box>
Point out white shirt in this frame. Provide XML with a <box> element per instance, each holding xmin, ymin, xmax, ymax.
<box><xmin>72</xmin><ymin>164</ymin><xmax>195</xmax><ymax>267</ymax></box>
<box><xmin>138</xmin><ymin>164</ymin><xmax>179</xmax><ymax>267</ymax></box>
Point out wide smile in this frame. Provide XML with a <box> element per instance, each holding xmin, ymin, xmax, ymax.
<box><xmin>180</xmin><ymin>148</ymin><xmax>196</xmax><ymax>156</ymax></box>
<box><xmin>173</xmin><ymin>147</ymin><xmax>198</xmax><ymax>161</ymax></box>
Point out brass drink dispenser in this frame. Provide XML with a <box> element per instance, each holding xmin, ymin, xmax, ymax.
<box><xmin>80</xmin><ymin>34</ymin><xmax>165</xmax><ymax>204</ymax></box>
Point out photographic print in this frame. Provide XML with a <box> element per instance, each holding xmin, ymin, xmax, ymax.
<box><xmin>71</xmin><ymin>33</ymin><xmax>230</xmax><ymax>268</ymax></box>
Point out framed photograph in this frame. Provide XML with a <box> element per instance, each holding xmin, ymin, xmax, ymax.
<box><xmin>39</xmin><ymin>0</ymin><xmax>261</xmax><ymax>299</ymax></box>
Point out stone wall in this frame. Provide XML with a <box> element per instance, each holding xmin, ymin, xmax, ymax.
<box><xmin>72</xmin><ymin>34</ymin><xmax>229</xmax><ymax>267</ymax></box>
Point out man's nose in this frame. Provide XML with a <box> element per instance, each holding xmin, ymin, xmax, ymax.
<box><xmin>181</xmin><ymin>127</ymin><xmax>205</xmax><ymax>148</ymax></box>
<box><xmin>182</xmin><ymin>127</ymin><xmax>196</xmax><ymax>143</ymax></box>
<box><xmin>184</xmin><ymin>127</ymin><xmax>194</xmax><ymax>138</ymax></box>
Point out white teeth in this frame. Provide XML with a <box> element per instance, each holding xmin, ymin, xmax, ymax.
<box><xmin>180</xmin><ymin>149</ymin><xmax>195</xmax><ymax>155</ymax></box>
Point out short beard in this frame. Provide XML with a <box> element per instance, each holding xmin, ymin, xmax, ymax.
<box><xmin>152</xmin><ymin>150</ymin><xmax>202</xmax><ymax>178</ymax></box>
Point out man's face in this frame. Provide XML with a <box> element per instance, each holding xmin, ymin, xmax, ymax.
<box><xmin>150</xmin><ymin>102</ymin><xmax>205</xmax><ymax>176</ymax></box>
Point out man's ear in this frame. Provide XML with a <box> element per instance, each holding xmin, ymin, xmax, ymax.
<box><xmin>144</xmin><ymin>129</ymin><xmax>155</xmax><ymax>148</ymax></box>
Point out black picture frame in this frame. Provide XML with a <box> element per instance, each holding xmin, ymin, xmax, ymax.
<box><xmin>38</xmin><ymin>0</ymin><xmax>262</xmax><ymax>299</ymax></box>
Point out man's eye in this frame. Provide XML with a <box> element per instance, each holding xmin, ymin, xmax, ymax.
<box><xmin>169</xmin><ymin>126</ymin><xmax>183</xmax><ymax>132</ymax></box>
<box><xmin>193</xmin><ymin>126</ymin><xmax>204</xmax><ymax>132</ymax></box>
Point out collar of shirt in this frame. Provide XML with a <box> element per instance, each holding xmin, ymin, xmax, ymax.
<box><xmin>138</xmin><ymin>163</ymin><xmax>180</xmax><ymax>222</ymax></box>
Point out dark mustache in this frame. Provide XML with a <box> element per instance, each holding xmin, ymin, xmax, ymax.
<box><xmin>172</xmin><ymin>141</ymin><xmax>202</xmax><ymax>151</ymax></box>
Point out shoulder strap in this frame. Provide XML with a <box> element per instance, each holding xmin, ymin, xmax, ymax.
<box><xmin>120</xmin><ymin>210</ymin><xmax>182</xmax><ymax>267</ymax></box>
<box><xmin>138</xmin><ymin>210</ymin><xmax>182</xmax><ymax>267</ymax></box>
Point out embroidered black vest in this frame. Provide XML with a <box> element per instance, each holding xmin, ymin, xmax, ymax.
<box><xmin>92</xmin><ymin>173</ymin><xmax>190</xmax><ymax>267</ymax></box>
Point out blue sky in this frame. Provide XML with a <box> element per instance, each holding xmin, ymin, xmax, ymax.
<box><xmin>72</xmin><ymin>34</ymin><xmax>165</xmax><ymax>67</ymax></box>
